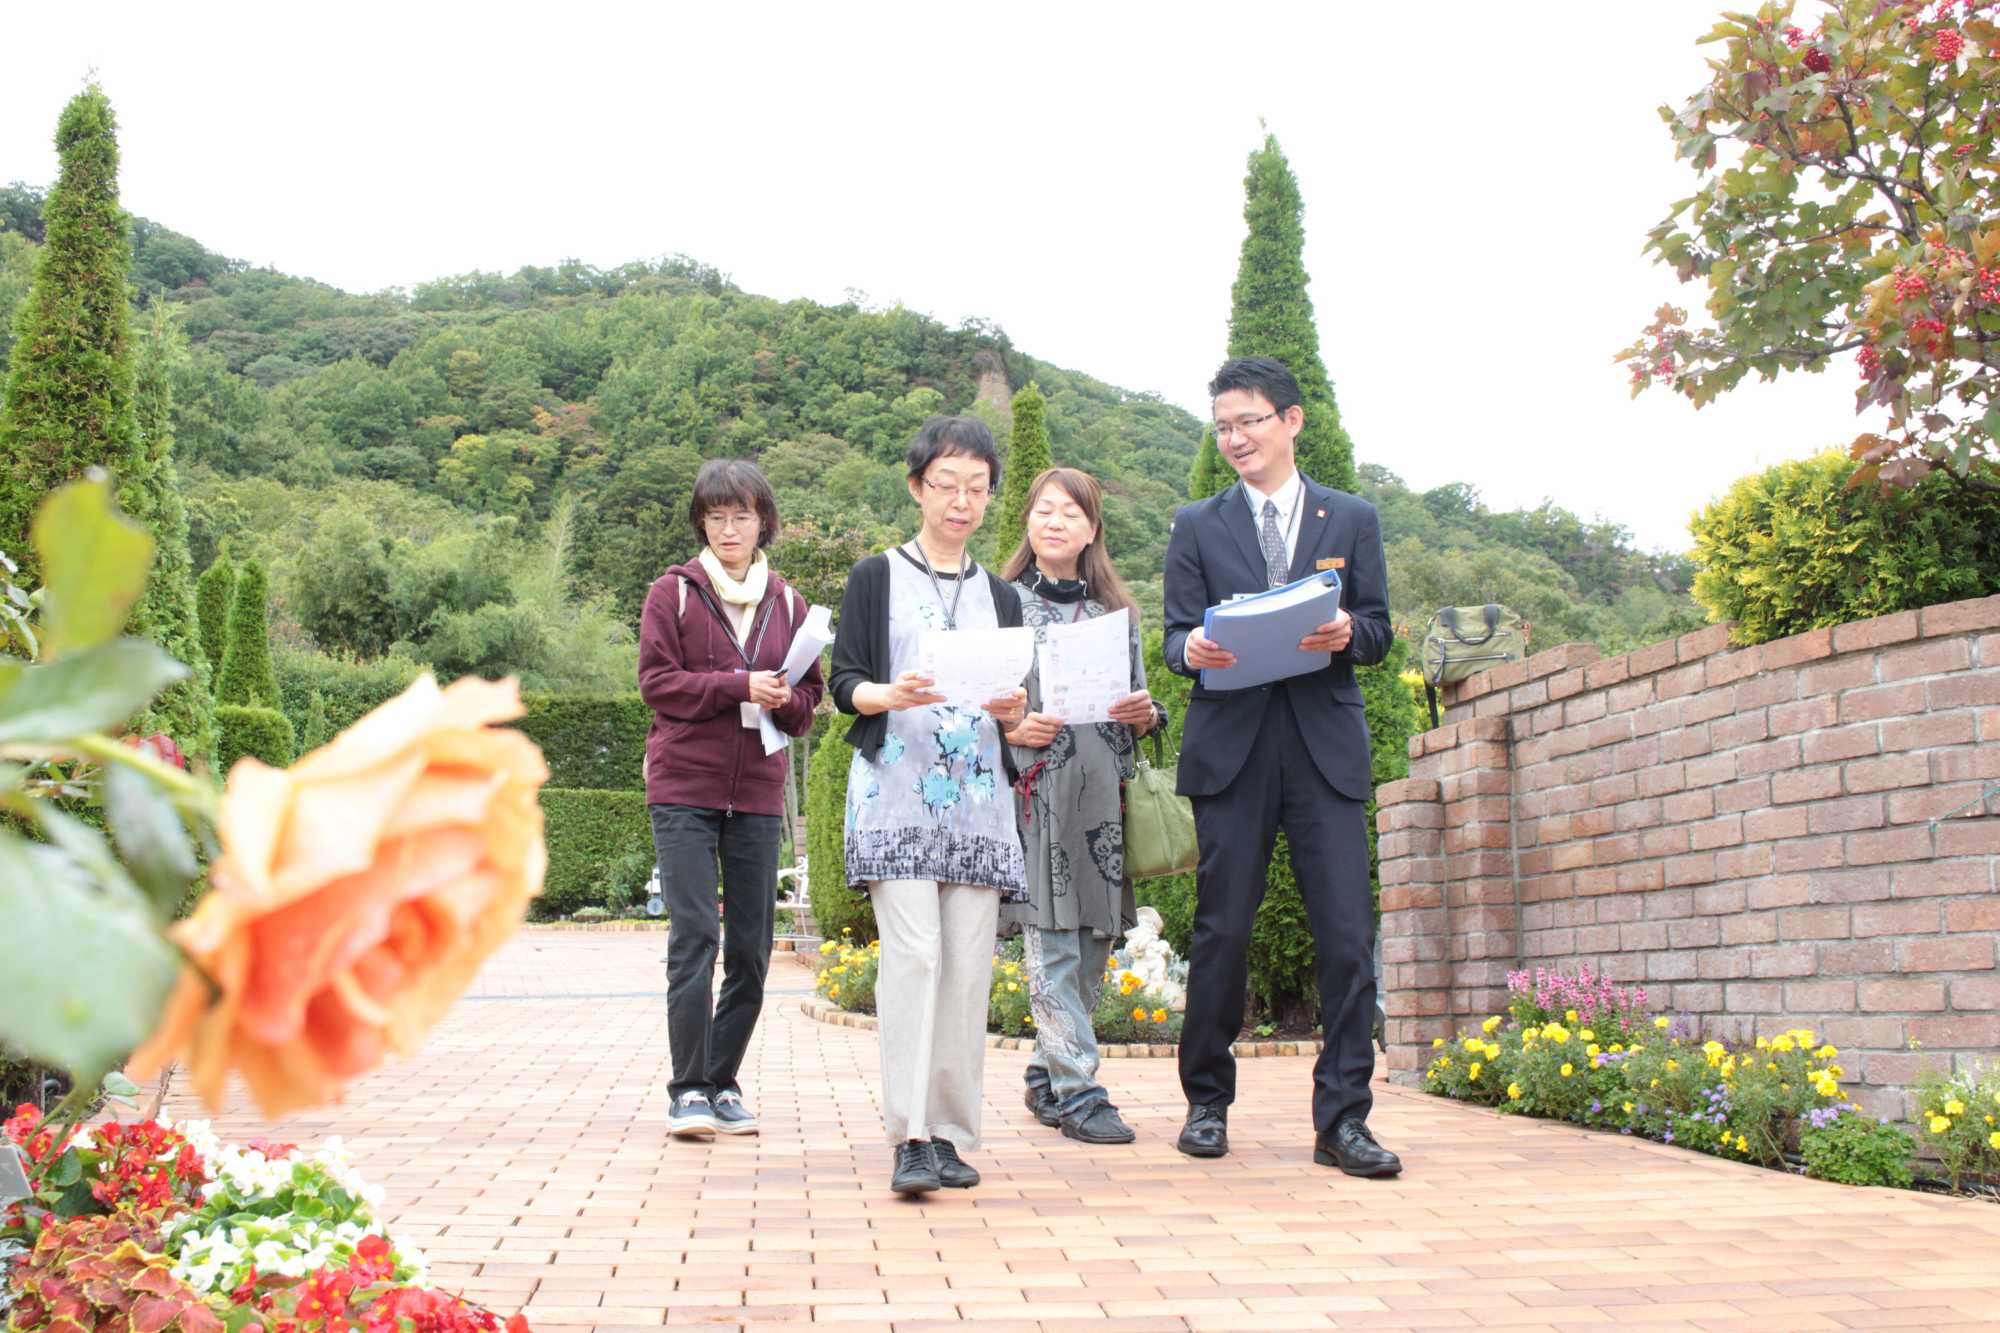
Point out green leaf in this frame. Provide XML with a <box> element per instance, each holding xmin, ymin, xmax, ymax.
<box><xmin>0</xmin><ymin>638</ymin><xmax>187</xmax><ymax>745</ymax></box>
<box><xmin>101</xmin><ymin>1071</ymin><xmax>141</xmax><ymax>1098</ymax></box>
<box><xmin>0</xmin><ymin>829</ymin><xmax>183</xmax><ymax>1085</ymax></box>
<box><xmin>51</xmin><ymin>1178</ymin><xmax>100</xmax><ymax>1217</ymax></box>
<box><xmin>29</xmin><ymin>476</ymin><xmax>155</xmax><ymax>661</ymax></box>
<box><xmin>104</xmin><ymin>762</ymin><xmax>200</xmax><ymax>922</ymax></box>
<box><xmin>48</xmin><ymin>1149</ymin><xmax>82</xmax><ymax>1189</ymax></box>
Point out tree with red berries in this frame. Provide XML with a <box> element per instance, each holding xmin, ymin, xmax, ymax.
<box><xmin>1621</xmin><ymin>0</ymin><xmax>2000</xmax><ymax>493</ymax></box>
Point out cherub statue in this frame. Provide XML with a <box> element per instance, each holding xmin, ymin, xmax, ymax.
<box><xmin>1118</xmin><ymin>906</ymin><xmax>1187</xmax><ymax>1011</ymax></box>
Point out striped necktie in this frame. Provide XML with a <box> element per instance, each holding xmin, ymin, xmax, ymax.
<box><xmin>1259</xmin><ymin>498</ymin><xmax>1287</xmax><ymax>588</ymax></box>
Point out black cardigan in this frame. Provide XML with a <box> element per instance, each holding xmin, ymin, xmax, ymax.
<box><xmin>829</xmin><ymin>549</ymin><xmax>1025</xmax><ymax>760</ymax></box>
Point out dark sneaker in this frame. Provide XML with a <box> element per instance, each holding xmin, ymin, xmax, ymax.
<box><xmin>930</xmin><ymin>1137</ymin><xmax>980</xmax><ymax>1188</ymax></box>
<box><xmin>1024</xmin><ymin>1079</ymin><xmax>1061</xmax><ymax>1128</ymax></box>
<box><xmin>668</xmin><ymin>1091</ymin><xmax>717</xmax><ymax>1138</ymax></box>
<box><xmin>712</xmin><ymin>1090</ymin><xmax>759</xmax><ymax>1135</ymax></box>
<box><xmin>1315</xmin><ymin>1118</ymin><xmax>1403</xmax><ymax>1178</ymax></box>
<box><xmin>890</xmin><ymin>1139</ymin><xmax>941</xmax><ymax>1195</ymax></box>
<box><xmin>1061</xmin><ymin>1101</ymin><xmax>1136</xmax><ymax>1145</ymax></box>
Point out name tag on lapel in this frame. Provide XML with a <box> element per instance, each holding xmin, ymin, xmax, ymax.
<box><xmin>1317</xmin><ymin>558</ymin><xmax>1345</xmax><ymax>571</ymax></box>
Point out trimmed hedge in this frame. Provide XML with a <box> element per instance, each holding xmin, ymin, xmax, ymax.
<box><xmin>510</xmin><ymin>693</ymin><xmax>651</xmax><ymax>792</ymax></box>
<box><xmin>216</xmin><ymin>558</ymin><xmax>282</xmax><ymax>709</ymax></box>
<box><xmin>1691</xmin><ymin>451</ymin><xmax>2000</xmax><ymax>646</ymax></box>
<box><xmin>806</xmin><ymin>712</ymin><xmax>876</xmax><ymax>942</ymax></box>
<box><xmin>273</xmin><ymin>643</ymin><xmax>423</xmax><ymax>738</ymax></box>
<box><xmin>538</xmin><ymin>786</ymin><xmax>652</xmax><ymax>920</ymax></box>
<box><xmin>215</xmin><ymin>704</ymin><xmax>296</xmax><ymax>774</ymax></box>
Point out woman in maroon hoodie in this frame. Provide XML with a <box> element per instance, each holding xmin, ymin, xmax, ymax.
<box><xmin>638</xmin><ymin>459</ymin><xmax>824</xmax><ymax>1139</ymax></box>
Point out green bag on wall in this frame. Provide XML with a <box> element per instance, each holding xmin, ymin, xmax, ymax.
<box><xmin>1124</xmin><ymin>730</ymin><xmax>1198</xmax><ymax>881</ymax></box>
<box><xmin>1418</xmin><ymin>603</ymin><xmax>1527</xmax><ymax>726</ymax></box>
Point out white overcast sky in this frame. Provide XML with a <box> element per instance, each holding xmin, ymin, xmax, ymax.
<box><xmin>6</xmin><ymin>1</ymin><xmax>1857</xmax><ymax>551</ymax></box>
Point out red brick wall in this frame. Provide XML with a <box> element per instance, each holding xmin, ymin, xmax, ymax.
<box><xmin>1377</xmin><ymin>595</ymin><xmax>2000</xmax><ymax>1116</ymax></box>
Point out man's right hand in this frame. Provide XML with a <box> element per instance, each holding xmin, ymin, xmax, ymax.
<box><xmin>1184</xmin><ymin>626</ymin><xmax>1237</xmax><ymax>671</ymax></box>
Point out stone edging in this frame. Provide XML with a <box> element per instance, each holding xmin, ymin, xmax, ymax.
<box><xmin>797</xmin><ymin>996</ymin><xmax>1324</xmax><ymax>1059</ymax></box>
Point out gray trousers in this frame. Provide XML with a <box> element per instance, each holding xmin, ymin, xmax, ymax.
<box><xmin>1022</xmin><ymin>926</ymin><xmax>1114</xmax><ymax>1117</ymax></box>
<box><xmin>868</xmin><ymin>879</ymin><xmax>999</xmax><ymax>1150</ymax></box>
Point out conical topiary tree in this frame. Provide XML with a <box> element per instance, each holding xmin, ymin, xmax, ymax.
<box><xmin>299</xmin><ymin>689</ymin><xmax>330</xmax><ymax>753</ymax></box>
<box><xmin>996</xmin><ymin>381</ymin><xmax>1052</xmax><ymax>549</ymax></box>
<box><xmin>0</xmin><ymin>85</ymin><xmax>143</xmax><ymax>584</ymax></box>
<box><xmin>216</xmin><ymin>557</ymin><xmax>281</xmax><ymax>710</ymax></box>
<box><xmin>127</xmin><ymin>301</ymin><xmax>215</xmax><ymax>766</ymax></box>
<box><xmin>195</xmin><ymin>554</ymin><xmax>234</xmax><ymax>675</ymax></box>
<box><xmin>1227</xmin><ymin>132</ymin><xmax>1357</xmax><ymax>494</ymax></box>
<box><xmin>1188</xmin><ymin>430</ymin><xmax>1230</xmax><ymax>500</ymax></box>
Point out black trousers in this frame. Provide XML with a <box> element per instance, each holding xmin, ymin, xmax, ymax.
<box><xmin>1177</xmin><ymin>690</ymin><xmax>1376</xmax><ymax>1133</ymax></box>
<box><xmin>650</xmin><ymin>803</ymin><xmax>782</xmax><ymax>1099</ymax></box>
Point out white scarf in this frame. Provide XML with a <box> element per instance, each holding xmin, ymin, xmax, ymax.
<box><xmin>698</xmin><ymin>547</ymin><xmax>768</xmax><ymax>644</ymax></box>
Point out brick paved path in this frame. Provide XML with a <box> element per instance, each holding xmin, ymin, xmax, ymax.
<box><xmin>164</xmin><ymin>932</ymin><xmax>2000</xmax><ymax>1331</ymax></box>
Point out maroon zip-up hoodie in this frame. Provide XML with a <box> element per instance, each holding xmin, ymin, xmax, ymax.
<box><xmin>637</xmin><ymin>558</ymin><xmax>824</xmax><ymax>816</ymax></box>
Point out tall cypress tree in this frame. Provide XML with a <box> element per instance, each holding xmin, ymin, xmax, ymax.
<box><xmin>996</xmin><ymin>381</ymin><xmax>1052</xmax><ymax>550</ymax></box>
<box><xmin>129</xmin><ymin>302</ymin><xmax>216</xmax><ymax>764</ymax></box>
<box><xmin>0</xmin><ymin>85</ymin><xmax>142</xmax><ymax>583</ymax></box>
<box><xmin>217</xmin><ymin>558</ymin><xmax>281</xmax><ymax>710</ymax></box>
<box><xmin>195</xmin><ymin>554</ymin><xmax>235</xmax><ymax>674</ymax></box>
<box><xmin>1227</xmin><ymin>133</ymin><xmax>1357</xmax><ymax>494</ymax></box>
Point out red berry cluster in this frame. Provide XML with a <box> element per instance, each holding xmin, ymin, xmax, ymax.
<box><xmin>1802</xmin><ymin>47</ymin><xmax>1833</xmax><ymax>73</ymax></box>
<box><xmin>1858</xmin><ymin>344</ymin><xmax>1884</xmax><ymax>378</ymax></box>
<box><xmin>1977</xmin><ymin>267</ymin><xmax>2000</xmax><ymax>302</ymax></box>
<box><xmin>1893</xmin><ymin>270</ymin><xmax>1931</xmax><ymax>301</ymax></box>
<box><xmin>88</xmin><ymin>1119</ymin><xmax>208</xmax><ymax>1213</ymax></box>
<box><xmin>1935</xmin><ymin>28</ymin><xmax>1966</xmax><ymax>59</ymax></box>
<box><xmin>1784</xmin><ymin>25</ymin><xmax>1806</xmax><ymax>46</ymax></box>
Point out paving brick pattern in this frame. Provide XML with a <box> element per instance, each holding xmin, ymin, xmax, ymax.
<box><xmin>163</xmin><ymin>932</ymin><xmax>2000</xmax><ymax>1331</ymax></box>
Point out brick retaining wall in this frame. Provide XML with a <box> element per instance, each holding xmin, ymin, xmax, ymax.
<box><xmin>1377</xmin><ymin>594</ymin><xmax>2000</xmax><ymax>1116</ymax></box>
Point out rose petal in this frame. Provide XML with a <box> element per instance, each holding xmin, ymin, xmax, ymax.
<box><xmin>270</xmin><ymin>755</ymin><xmax>428</xmax><ymax>900</ymax></box>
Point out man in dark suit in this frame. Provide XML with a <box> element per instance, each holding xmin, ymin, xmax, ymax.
<box><xmin>1161</xmin><ymin>356</ymin><xmax>1400</xmax><ymax>1177</ymax></box>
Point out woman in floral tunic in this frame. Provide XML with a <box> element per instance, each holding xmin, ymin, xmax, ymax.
<box><xmin>828</xmin><ymin>415</ymin><xmax>1028</xmax><ymax>1197</ymax></box>
<box><xmin>1000</xmin><ymin>467</ymin><xmax>1165</xmax><ymax>1145</ymax></box>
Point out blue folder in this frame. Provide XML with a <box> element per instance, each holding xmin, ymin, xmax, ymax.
<box><xmin>1199</xmin><ymin>569</ymin><xmax>1343</xmax><ymax>691</ymax></box>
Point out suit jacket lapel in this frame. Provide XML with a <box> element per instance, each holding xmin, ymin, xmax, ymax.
<box><xmin>1288</xmin><ymin>476</ymin><xmax>1335</xmax><ymax>582</ymax></box>
<box><xmin>1217</xmin><ymin>482</ymin><xmax>1267</xmax><ymax>586</ymax></box>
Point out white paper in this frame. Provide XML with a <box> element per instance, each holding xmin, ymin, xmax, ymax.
<box><xmin>1039</xmin><ymin>606</ymin><xmax>1130</xmax><ymax>724</ymax></box>
<box><xmin>756</xmin><ymin>603</ymin><xmax>836</xmax><ymax>756</ymax></box>
<box><xmin>918</xmin><ymin>626</ymin><xmax>1035</xmax><ymax>707</ymax></box>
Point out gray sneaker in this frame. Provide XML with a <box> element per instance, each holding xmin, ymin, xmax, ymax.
<box><xmin>669</xmin><ymin>1091</ymin><xmax>717</xmax><ymax>1138</ymax></box>
<box><xmin>713</xmin><ymin>1090</ymin><xmax>759</xmax><ymax>1135</ymax></box>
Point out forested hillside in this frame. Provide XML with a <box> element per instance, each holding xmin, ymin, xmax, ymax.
<box><xmin>0</xmin><ymin>181</ymin><xmax>1698</xmax><ymax>702</ymax></box>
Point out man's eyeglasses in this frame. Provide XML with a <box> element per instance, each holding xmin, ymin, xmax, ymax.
<box><xmin>702</xmin><ymin>511</ymin><xmax>759</xmax><ymax>532</ymax></box>
<box><xmin>1213</xmin><ymin>411</ymin><xmax>1282</xmax><ymax>440</ymax></box>
<box><xmin>921</xmin><ymin>477</ymin><xmax>992</xmax><ymax>503</ymax></box>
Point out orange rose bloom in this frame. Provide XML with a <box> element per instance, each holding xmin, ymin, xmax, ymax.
<box><xmin>130</xmin><ymin>675</ymin><xmax>548</xmax><ymax>1116</ymax></box>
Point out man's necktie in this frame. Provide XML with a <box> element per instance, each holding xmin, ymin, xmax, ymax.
<box><xmin>1260</xmin><ymin>498</ymin><xmax>1287</xmax><ymax>588</ymax></box>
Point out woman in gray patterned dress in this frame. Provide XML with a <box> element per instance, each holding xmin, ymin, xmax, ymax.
<box><xmin>828</xmin><ymin>416</ymin><xmax>1030</xmax><ymax>1197</ymax></box>
<box><xmin>1000</xmin><ymin>467</ymin><xmax>1166</xmax><ymax>1145</ymax></box>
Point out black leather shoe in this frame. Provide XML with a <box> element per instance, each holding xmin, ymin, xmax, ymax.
<box><xmin>1062</xmin><ymin>1102</ymin><xmax>1136</xmax><ymax>1145</ymax></box>
<box><xmin>929</xmin><ymin>1137</ymin><xmax>980</xmax><ymax>1188</ymax></box>
<box><xmin>1315</xmin><ymin>1118</ymin><xmax>1402</xmax><ymax>1177</ymax></box>
<box><xmin>890</xmin><ymin>1139</ymin><xmax>941</xmax><ymax>1195</ymax></box>
<box><xmin>1176</xmin><ymin>1103</ymin><xmax>1228</xmax><ymax>1158</ymax></box>
<box><xmin>1024</xmin><ymin>1078</ymin><xmax>1061</xmax><ymax>1128</ymax></box>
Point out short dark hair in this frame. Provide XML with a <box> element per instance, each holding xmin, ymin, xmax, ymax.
<box><xmin>905</xmin><ymin>415</ymin><xmax>1002</xmax><ymax>490</ymax></box>
<box><xmin>1208</xmin><ymin>356</ymin><xmax>1302</xmax><ymax>416</ymax></box>
<box><xmin>687</xmin><ymin>458</ymin><xmax>780</xmax><ymax>549</ymax></box>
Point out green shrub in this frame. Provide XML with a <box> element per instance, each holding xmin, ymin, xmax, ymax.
<box><xmin>538</xmin><ymin>786</ymin><xmax>651</xmax><ymax>920</ymax></box>
<box><xmin>216</xmin><ymin>557</ymin><xmax>282</xmax><ymax>708</ymax></box>
<box><xmin>813</xmin><ymin>932</ymin><xmax>879</xmax><ymax>1013</ymax></box>
<box><xmin>299</xmin><ymin>689</ymin><xmax>331</xmax><ymax>752</ymax></box>
<box><xmin>215</xmin><ymin>704</ymin><xmax>295</xmax><ymax>773</ymax></box>
<box><xmin>194</xmin><ymin>554</ymin><xmax>234</xmax><ymax>674</ymax></box>
<box><xmin>569</xmin><ymin>906</ymin><xmax>611</xmax><ymax>923</ymax></box>
<box><xmin>1801</xmin><ymin>1112</ymin><xmax>1916</xmax><ymax>1189</ymax></box>
<box><xmin>273</xmin><ymin>642</ymin><xmax>424</xmax><ymax>737</ymax></box>
<box><xmin>510</xmin><ymin>692</ymin><xmax>650</xmax><ymax>791</ymax></box>
<box><xmin>806</xmin><ymin>712</ymin><xmax>877</xmax><ymax>942</ymax></box>
<box><xmin>589</xmin><ymin>843</ymin><xmax>656</xmax><ymax>915</ymax></box>
<box><xmin>1911</xmin><ymin>1062</ymin><xmax>2000</xmax><ymax>1193</ymax></box>
<box><xmin>1691</xmin><ymin>451</ymin><xmax>2000</xmax><ymax>646</ymax></box>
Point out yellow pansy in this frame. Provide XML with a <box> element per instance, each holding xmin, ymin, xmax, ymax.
<box><xmin>1770</xmin><ymin>1035</ymin><xmax>1794</xmax><ymax>1053</ymax></box>
<box><xmin>1735</xmin><ymin>1135</ymin><xmax>1749</xmax><ymax>1152</ymax></box>
<box><xmin>1565</xmin><ymin>1009</ymin><xmax>1579</xmax><ymax>1023</ymax></box>
<box><xmin>1945</xmin><ymin>1099</ymin><xmax>1966</xmax><ymax>1115</ymax></box>
<box><xmin>819</xmin><ymin>940</ymin><xmax>837</xmax><ymax>955</ymax></box>
<box><xmin>1579</xmin><ymin>1029</ymin><xmax>1595</xmax><ymax>1043</ymax></box>
<box><xmin>1990</xmin><ymin>1131</ymin><xmax>2000</xmax><ymax>1150</ymax></box>
<box><xmin>1469</xmin><ymin>1062</ymin><xmax>1483</xmax><ymax>1081</ymax></box>
<box><xmin>1507</xmin><ymin>1083</ymin><xmax>1522</xmax><ymax>1100</ymax></box>
<box><xmin>1931</xmin><ymin>1115</ymin><xmax>1952</xmax><ymax>1134</ymax></box>
<box><xmin>1005</xmin><ymin>981</ymin><xmax>1019</xmax><ymax>992</ymax></box>
<box><xmin>1483</xmin><ymin>1015</ymin><xmax>1502</xmax><ymax>1034</ymax></box>
<box><xmin>1622</xmin><ymin>1102</ymin><xmax>1635</xmax><ymax>1114</ymax></box>
<box><xmin>1433</xmin><ymin>1037</ymin><xmax>1446</xmax><ymax>1049</ymax></box>
<box><xmin>1610</xmin><ymin>1043</ymin><xmax>1624</xmax><ymax>1054</ymax></box>
<box><xmin>1816</xmin><ymin>1045</ymin><xmax>1837</xmax><ymax>1059</ymax></box>
<box><xmin>1665</xmin><ymin>1059</ymin><xmax>1679</xmax><ymax>1072</ymax></box>
<box><xmin>1654</xmin><ymin>1016</ymin><xmax>1670</xmax><ymax>1030</ymax></box>
<box><xmin>1560</xmin><ymin>1063</ymin><xmax>1573</xmax><ymax>1078</ymax></box>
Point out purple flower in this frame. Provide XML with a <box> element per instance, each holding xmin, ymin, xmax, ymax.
<box><xmin>1590</xmin><ymin>1101</ymin><xmax>1602</xmax><ymax>1114</ymax></box>
<box><xmin>1663</xmin><ymin>1131</ymin><xmax>1675</xmax><ymax>1144</ymax></box>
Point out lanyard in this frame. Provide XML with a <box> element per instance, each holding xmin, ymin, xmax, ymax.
<box><xmin>691</xmin><ymin>580</ymin><xmax>777</xmax><ymax>670</ymax></box>
<box><xmin>909</xmin><ymin>541</ymin><xmax>970</xmax><ymax>630</ymax></box>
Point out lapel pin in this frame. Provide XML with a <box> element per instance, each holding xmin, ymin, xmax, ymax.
<box><xmin>1316</xmin><ymin>508</ymin><xmax>1326</xmax><ymax>518</ymax></box>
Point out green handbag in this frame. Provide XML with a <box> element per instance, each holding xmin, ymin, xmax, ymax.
<box><xmin>1124</xmin><ymin>730</ymin><xmax>1199</xmax><ymax>881</ymax></box>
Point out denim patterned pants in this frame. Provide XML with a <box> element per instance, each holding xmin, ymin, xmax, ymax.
<box><xmin>1023</xmin><ymin>925</ymin><xmax>1115</xmax><ymax>1117</ymax></box>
